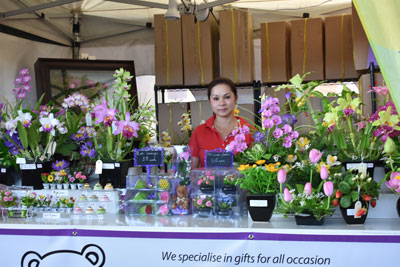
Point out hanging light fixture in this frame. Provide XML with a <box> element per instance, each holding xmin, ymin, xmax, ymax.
<box><xmin>164</xmin><ymin>0</ymin><xmax>180</xmax><ymax>20</ymax></box>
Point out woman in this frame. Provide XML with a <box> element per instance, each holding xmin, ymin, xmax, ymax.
<box><xmin>189</xmin><ymin>78</ymin><xmax>253</xmax><ymax>168</ymax></box>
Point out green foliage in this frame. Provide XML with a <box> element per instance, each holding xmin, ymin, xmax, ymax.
<box><xmin>237</xmin><ymin>164</ymin><xmax>280</xmax><ymax>194</ymax></box>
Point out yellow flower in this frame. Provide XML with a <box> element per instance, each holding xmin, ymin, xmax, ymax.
<box><xmin>297</xmin><ymin>137</ymin><xmax>310</xmax><ymax>148</ymax></box>
<box><xmin>286</xmin><ymin>154</ymin><xmax>297</xmax><ymax>163</ymax></box>
<box><xmin>295</xmin><ymin>97</ymin><xmax>306</xmax><ymax>107</ymax></box>
<box><xmin>48</xmin><ymin>175</ymin><xmax>54</xmax><ymax>182</ymax></box>
<box><xmin>234</xmin><ymin>108</ymin><xmax>240</xmax><ymax>116</ymax></box>
<box><xmin>326</xmin><ymin>155</ymin><xmax>340</xmax><ymax>166</ymax></box>
<box><xmin>281</xmin><ymin>164</ymin><xmax>291</xmax><ymax>173</ymax></box>
<box><xmin>238</xmin><ymin>164</ymin><xmax>250</xmax><ymax>171</ymax></box>
<box><xmin>256</xmin><ymin>160</ymin><xmax>266</xmax><ymax>165</ymax></box>
<box><xmin>252</xmin><ymin>164</ymin><xmax>257</xmax><ymax>168</ymax></box>
<box><xmin>265</xmin><ymin>162</ymin><xmax>280</xmax><ymax>172</ymax></box>
<box><xmin>317</xmin><ymin>162</ymin><xmax>330</xmax><ymax>173</ymax></box>
<box><xmin>395</xmin><ymin>175</ymin><xmax>400</xmax><ymax>180</ymax></box>
<box><xmin>60</xmin><ymin>170</ymin><xmax>66</xmax><ymax>176</ymax></box>
<box><xmin>143</xmin><ymin>134</ymin><xmax>151</xmax><ymax>143</ymax></box>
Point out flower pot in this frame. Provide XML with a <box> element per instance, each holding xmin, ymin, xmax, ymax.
<box><xmin>342</xmin><ymin>161</ymin><xmax>377</xmax><ymax>178</ymax></box>
<box><xmin>0</xmin><ymin>166</ymin><xmax>16</xmax><ymax>186</ymax></box>
<box><xmin>62</xmin><ymin>183</ymin><xmax>69</xmax><ymax>190</ymax></box>
<box><xmin>246</xmin><ymin>194</ymin><xmax>276</xmax><ymax>222</ymax></box>
<box><xmin>7</xmin><ymin>207</ymin><xmax>14</xmax><ymax>217</ymax></box>
<box><xmin>42</xmin><ymin>183</ymin><xmax>50</xmax><ymax>190</ymax></box>
<box><xmin>340</xmin><ymin>200</ymin><xmax>368</xmax><ymax>224</ymax></box>
<box><xmin>77</xmin><ymin>183</ymin><xmax>83</xmax><ymax>190</ymax></box>
<box><xmin>217</xmin><ymin>209</ymin><xmax>232</xmax><ymax>217</ymax></box>
<box><xmin>98</xmin><ymin>161</ymin><xmax>131</xmax><ymax>188</ymax></box>
<box><xmin>56</xmin><ymin>184</ymin><xmax>63</xmax><ymax>190</ymax></box>
<box><xmin>20</xmin><ymin>161</ymin><xmax>52</xmax><ymax>189</ymax></box>
<box><xmin>222</xmin><ymin>185</ymin><xmax>237</xmax><ymax>194</ymax></box>
<box><xmin>21</xmin><ymin>205</ymin><xmax>28</xmax><ymax>218</ymax></box>
<box><xmin>199</xmin><ymin>184</ymin><xmax>214</xmax><ymax>193</ymax></box>
<box><xmin>50</xmin><ymin>184</ymin><xmax>56</xmax><ymax>190</ymax></box>
<box><xmin>397</xmin><ymin>196</ymin><xmax>400</xmax><ymax>218</ymax></box>
<box><xmin>70</xmin><ymin>184</ymin><xmax>77</xmax><ymax>190</ymax></box>
<box><xmin>295</xmin><ymin>215</ymin><xmax>325</xmax><ymax>225</ymax></box>
<box><xmin>197</xmin><ymin>207</ymin><xmax>212</xmax><ymax>218</ymax></box>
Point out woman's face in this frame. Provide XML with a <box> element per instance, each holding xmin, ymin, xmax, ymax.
<box><xmin>209</xmin><ymin>84</ymin><xmax>237</xmax><ymax>118</ymax></box>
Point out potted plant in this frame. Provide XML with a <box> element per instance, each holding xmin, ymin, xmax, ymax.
<box><xmin>216</xmin><ymin>194</ymin><xmax>235</xmax><ymax>216</ymax></box>
<box><xmin>237</xmin><ymin>161</ymin><xmax>281</xmax><ymax>222</ymax></box>
<box><xmin>20</xmin><ymin>191</ymin><xmax>37</xmax><ymax>217</ymax></box>
<box><xmin>323</xmin><ymin>85</ymin><xmax>384</xmax><ymax>176</ymax></box>
<box><xmin>276</xmin><ymin>149</ymin><xmax>336</xmax><ymax>225</ymax></box>
<box><xmin>90</xmin><ymin>68</ymin><xmax>156</xmax><ymax>188</ymax></box>
<box><xmin>0</xmin><ymin>190</ymin><xmax>17</xmax><ymax>217</ymax></box>
<box><xmin>197</xmin><ymin>172</ymin><xmax>215</xmax><ymax>193</ymax></box>
<box><xmin>332</xmin><ymin>168</ymin><xmax>379</xmax><ymax>224</ymax></box>
<box><xmin>222</xmin><ymin>174</ymin><xmax>237</xmax><ymax>194</ymax></box>
<box><xmin>193</xmin><ymin>195</ymin><xmax>213</xmax><ymax>217</ymax></box>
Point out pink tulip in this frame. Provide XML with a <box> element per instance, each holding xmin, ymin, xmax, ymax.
<box><xmin>304</xmin><ymin>183</ymin><xmax>312</xmax><ymax>196</ymax></box>
<box><xmin>283</xmin><ymin>188</ymin><xmax>292</xmax><ymax>202</ymax></box>
<box><xmin>277</xmin><ymin>169</ymin><xmax>287</xmax><ymax>184</ymax></box>
<box><xmin>309</xmin><ymin>149</ymin><xmax>322</xmax><ymax>164</ymax></box>
<box><xmin>320</xmin><ymin>166</ymin><xmax>329</xmax><ymax>180</ymax></box>
<box><xmin>323</xmin><ymin>181</ymin><xmax>334</xmax><ymax>197</ymax></box>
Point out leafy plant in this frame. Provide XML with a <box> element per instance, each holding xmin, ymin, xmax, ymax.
<box><xmin>237</xmin><ymin>161</ymin><xmax>280</xmax><ymax>194</ymax></box>
<box><xmin>193</xmin><ymin>195</ymin><xmax>213</xmax><ymax>209</ymax></box>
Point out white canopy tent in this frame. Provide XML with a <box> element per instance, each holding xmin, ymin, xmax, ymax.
<box><xmin>0</xmin><ymin>0</ymin><xmax>352</xmax><ymax>104</ymax></box>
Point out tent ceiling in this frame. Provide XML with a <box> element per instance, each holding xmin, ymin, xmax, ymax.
<box><xmin>0</xmin><ymin>0</ymin><xmax>352</xmax><ymax>45</ymax></box>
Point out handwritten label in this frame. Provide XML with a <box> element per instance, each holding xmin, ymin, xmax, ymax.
<box><xmin>54</xmin><ymin>190</ymin><xmax>68</xmax><ymax>197</ymax></box>
<box><xmin>86</xmin><ymin>215</ymin><xmax>93</xmax><ymax>220</ymax></box>
<box><xmin>1</xmin><ymin>168</ymin><xmax>6</xmax><ymax>173</ymax></box>
<box><xmin>346</xmin><ymin>209</ymin><xmax>355</xmax><ymax>216</ymax></box>
<box><xmin>115</xmin><ymin>163</ymin><xmax>120</xmax><ymax>167</ymax></box>
<box><xmin>20</xmin><ymin>164</ymin><xmax>36</xmax><ymax>170</ymax></box>
<box><xmin>36</xmin><ymin>164</ymin><xmax>43</xmax><ymax>169</ymax></box>
<box><xmin>346</xmin><ymin>163</ymin><xmax>374</xmax><ymax>169</ymax></box>
<box><xmin>43</xmin><ymin>213</ymin><xmax>61</xmax><ymax>219</ymax></box>
<box><xmin>98</xmin><ymin>215</ymin><xmax>104</xmax><ymax>220</ymax></box>
<box><xmin>249</xmin><ymin>200</ymin><xmax>269</xmax><ymax>207</ymax></box>
<box><xmin>205</xmin><ymin>151</ymin><xmax>233</xmax><ymax>168</ymax></box>
<box><xmin>135</xmin><ymin>150</ymin><xmax>163</xmax><ymax>166</ymax></box>
<box><xmin>102</xmin><ymin>163</ymin><xmax>115</xmax><ymax>169</ymax></box>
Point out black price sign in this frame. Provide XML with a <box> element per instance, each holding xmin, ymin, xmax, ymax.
<box><xmin>134</xmin><ymin>149</ymin><xmax>163</xmax><ymax>166</ymax></box>
<box><xmin>205</xmin><ymin>151</ymin><xmax>233</xmax><ymax>168</ymax></box>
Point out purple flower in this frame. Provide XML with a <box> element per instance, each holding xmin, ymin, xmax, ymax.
<box><xmin>285</xmin><ymin>92</ymin><xmax>292</xmax><ymax>100</ymax></box>
<box><xmin>52</xmin><ymin>160</ymin><xmax>70</xmax><ymax>171</ymax></box>
<box><xmin>93</xmin><ymin>98</ymin><xmax>117</xmax><ymax>126</ymax></box>
<box><xmin>80</xmin><ymin>141</ymin><xmax>97</xmax><ymax>158</ymax></box>
<box><xmin>3</xmin><ymin>131</ymin><xmax>23</xmax><ymax>155</ymax></box>
<box><xmin>343</xmin><ymin>108</ymin><xmax>355</xmax><ymax>116</ymax></box>
<box><xmin>282</xmin><ymin>136</ymin><xmax>292</xmax><ymax>148</ymax></box>
<box><xmin>263</xmin><ymin>118</ymin><xmax>274</xmax><ymax>129</ymax></box>
<box><xmin>270</xmin><ymin>105</ymin><xmax>281</xmax><ymax>115</ymax></box>
<box><xmin>273</xmin><ymin>128</ymin><xmax>283</xmax><ymax>139</ymax></box>
<box><xmin>271</xmin><ymin>115</ymin><xmax>282</xmax><ymax>125</ymax></box>
<box><xmin>71</xmin><ymin>131</ymin><xmax>88</xmax><ymax>141</ymax></box>
<box><xmin>289</xmin><ymin>130</ymin><xmax>299</xmax><ymax>139</ymax></box>
<box><xmin>252</xmin><ymin>131</ymin><xmax>265</xmax><ymax>143</ymax></box>
<box><xmin>281</xmin><ymin>124</ymin><xmax>292</xmax><ymax>134</ymax></box>
<box><xmin>263</xmin><ymin>109</ymin><xmax>273</xmax><ymax>117</ymax></box>
<box><xmin>282</xmin><ymin>114</ymin><xmax>297</xmax><ymax>126</ymax></box>
<box><xmin>180</xmin><ymin>151</ymin><xmax>190</xmax><ymax>161</ymax></box>
<box><xmin>113</xmin><ymin>112</ymin><xmax>140</xmax><ymax>139</ymax></box>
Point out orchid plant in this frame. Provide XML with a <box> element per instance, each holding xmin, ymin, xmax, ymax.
<box><xmin>1</xmin><ymin>68</ymin><xmax>68</xmax><ymax>162</ymax></box>
<box><xmin>91</xmin><ymin>68</ymin><xmax>156</xmax><ymax>162</ymax></box>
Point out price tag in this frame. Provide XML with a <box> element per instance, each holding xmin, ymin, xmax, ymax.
<box><xmin>37</xmin><ymin>164</ymin><xmax>43</xmax><ymax>169</ymax></box>
<box><xmin>102</xmin><ymin>163</ymin><xmax>115</xmax><ymax>169</ymax></box>
<box><xmin>134</xmin><ymin>148</ymin><xmax>164</xmax><ymax>166</ymax></box>
<box><xmin>346</xmin><ymin>209</ymin><xmax>355</xmax><ymax>216</ymax></box>
<box><xmin>85</xmin><ymin>113</ymin><xmax>93</xmax><ymax>126</ymax></box>
<box><xmin>72</xmin><ymin>215</ymin><xmax>80</xmax><ymax>220</ymax></box>
<box><xmin>205</xmin><ymin>150</ymin><xmax>233</xmax><ymax>168</ymax></box>
<box><xmin>98</xmin><ymin>214</ymin><xmax>104</xmax><ymax>220</ymax></box>
<box><xmin>86</xmin><ymin>215</ymin><xmax>93</xmax><ymax>220</ymax></box>
<box><xmin>20</xmin><ymin>164</ymin><xmax>36</xmax><ymax>170</ymax></box>
<box><xmin>115</xmin><ymin>163</ymin><xmax>120</xmax><ymax>167</ymax></box>
<box><xmin>43</xmin><ymin>213</ymin><xmax>61</xmax><ymax>219</ymax></box>
<box><xmin>1</xmin><ymin>168</ymin><xmax>6</xmax><ymax>173</ymax></box>
<box><xmin>249</xmin><ymin>200</ymin><xmax>269</xmax><ymax>207</ymax></box>
<box><xmin>16</xmin><ymin>158</ymin><xmax>26</xmax><ymax>164</ymax></box>
<box><xmin>56</xmin><ymin>190</ymin><xmax>69</xmax><ymax>197</ymax></box>
<box><xmin>95</xmin><ymin>160</ymin><xmax>103</xmax><ymax>174</ymax></box>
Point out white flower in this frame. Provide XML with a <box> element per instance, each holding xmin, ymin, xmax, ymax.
<box><xmin>56</xmin><ymin>122</ymin><xmax>68</xmax><ymax>134</ymax></box>
<box><xmin>39</xmin><ymin>113</ymin><xmax>59</xmax><ymax>136</ymax></box>
<box><xmin>16</xmin><ymin>110</ymin><xmax>32</xmax><ymax>127</ymax></box>
<box><xmin>5</xmin><ymin>119</ymin><xmax>17</xmax><ymax>135</ymax></box>
<box><xmin>326</xmin><ymin>155</ymin><xmax>340</xmax><ymax>166</ymax></box>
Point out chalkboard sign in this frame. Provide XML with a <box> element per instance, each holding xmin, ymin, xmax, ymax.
<box><xmin>205</xmin><ymin>149</ymin><xmax>233</xmax><ymax>168</ymax></box>
<box><xmin>134</xmin><ymin>148</ymin><xmax>164</xmax><ymax>166</ymax></box>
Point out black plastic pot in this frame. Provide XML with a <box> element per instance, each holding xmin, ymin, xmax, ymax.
<box><xmin>246</xmin><ymin>194</ymin><xmax>275</xmax><ymax>222</ymax></box>
<box><xmin>342</xmin><ymin>161</ymin><xmax>377</xmax><ymax>178</ymax></box>
<box><xmin>20</xmin><ymin>161</ymin><xmax>52</xmax><ymax>189</ymax></box>
<box><xmin>340</xmin><ymin>200</ymin><xmax>369</xmax><ymax>224</ymax></box>
<box><xmin>396</xmin><ymin>197</ymin><xmax>400</xmax><ymax>218</ymax></box>
<box><xmin>295</xmin><ymin>215</ymin><xmax>325</xmax><ymax>225</ymax></box>
<box><xmin>222</xmin><ymin>185</ymin><xmax>237</xmax><ymax>194</ymax></box>
<box><xmin>98</xmin><ymin>161</ymin><xmax>131</xmax><ymax>188</ymax></box>
<box><xmin>198</xmin><ymin>207</ymin><xmax>212</xmax><ymax>217</ymax></box>
<box><xmin>199</xmin><ymin>184</ymin><xmax>214</xmax><ymax>194</ymax></box>
<box><xmin>217</xmin><ymin>209</ymin><xmax>231</xmax><ymax>216</ymax></box>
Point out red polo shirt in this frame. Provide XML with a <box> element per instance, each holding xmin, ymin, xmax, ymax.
<box><xmin>189</xmin><ymin>115</ymin><xmax>253</xmax><ymax>167</ymax></box>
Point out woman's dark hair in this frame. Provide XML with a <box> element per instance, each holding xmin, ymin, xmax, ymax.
<box><xmin>207</xmin><ymin>77</ymin><xmax>237</xmax><ymax>100</ymax></box>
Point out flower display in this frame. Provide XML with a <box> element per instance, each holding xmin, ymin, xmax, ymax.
<box><xmin>216</xmin><ymin>195</ymin><xmax>235</xmax><ymax>210</ymax></box>
<box><xmin>226</xmin><ymin>125</ymin><xmax>250</xmax><ymax>154</ymax></box>
<box><xmin>0</xmin><ymin>190</ymin><xmax>17</xmax><ymax>216</ymax></box>
<box><xmin>223</xmin><ymin>174</ymin><xmax>237</xmax><ymax>186</ymax></box>
<box><xmin>193</xmin><ymin>195</ymin><xmax>214</xmax><ymax>209</ymax></box>
<box><xmin>197</xmin><ymin>173</ymin><xmax>215</xmax><ymax>186</ymax></box>
<box><xmin>237</xmin><ymin>161</ymin><xmax>281</xmax><ymax>194</ymax></box>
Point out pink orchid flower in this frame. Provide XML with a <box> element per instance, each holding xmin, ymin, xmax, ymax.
<box><xmin>113</xmin><ymin>112</ymin><xmax>140</xmax><ymax>139</ymax></box>
<box><xmin>93</xmin><ymin>97</ymin><xmax>117</xmax><ymax>126</ymax></box>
